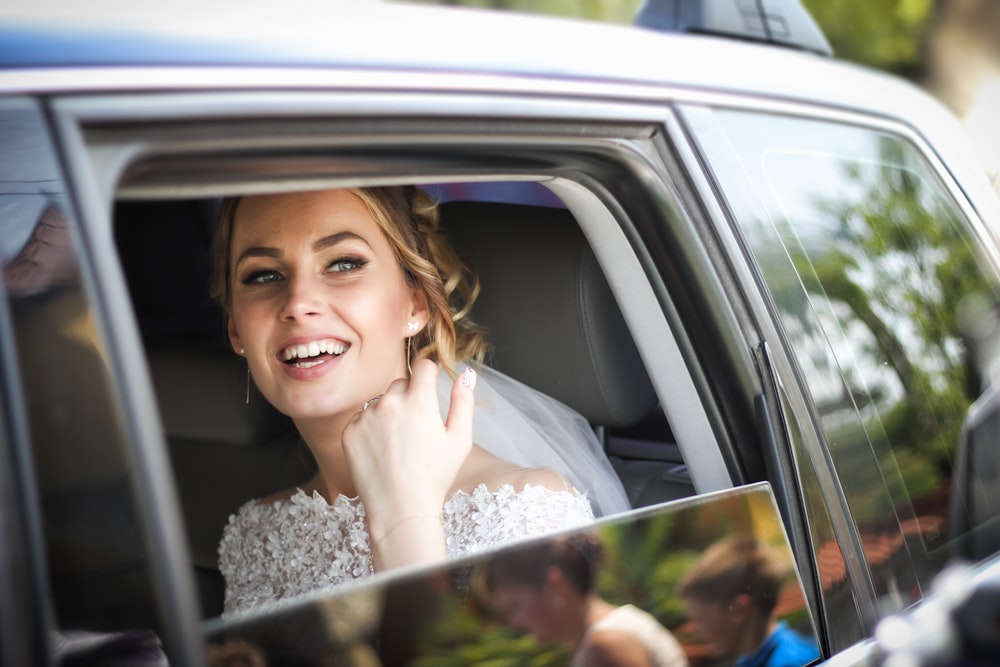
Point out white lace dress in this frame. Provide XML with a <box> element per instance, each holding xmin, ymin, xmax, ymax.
<box><xmin>218</xmin><ymin>483</ymin><xmax>594</xmax><ymax>616</ymax></box>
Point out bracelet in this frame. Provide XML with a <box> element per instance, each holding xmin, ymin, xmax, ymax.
<box><xmin>371</xmin><ymin>513</ymin><xmax>443</xmax><ymax>550</ymax></box>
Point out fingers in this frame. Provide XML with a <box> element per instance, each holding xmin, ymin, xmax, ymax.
<box><xmin>445</xmin><ymin>365</ymin><xmax>476</xmax><ymax>436</ymax></box>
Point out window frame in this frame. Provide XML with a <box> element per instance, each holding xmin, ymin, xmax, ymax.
<box><xmin>40</xmin><ymin>85</ymin><xmax>773</xmax><ymax>654</ymax></box>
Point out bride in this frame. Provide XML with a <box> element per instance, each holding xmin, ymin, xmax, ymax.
<box><xmin>212</xmin><ymin>186</ymin><xmax>630</xmax><ymax>615</ymax></box>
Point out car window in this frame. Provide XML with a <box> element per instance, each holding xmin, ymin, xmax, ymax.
<box><xmin>204</xmin><ymin>484</ymin><xmax>820</xmax><ymax>667</ymax></box>
<box><xmin>0</xmin><ymin>98</ymin><xmax>170</xmax><ymax>661</ymax></box>
<box><xmin>110</xmin><ymin>178</ymin><xmax>689</xmax><ymax>619</ymax></box>
<box><xmin>685</xmin><ymin>107</ymin><xmax>1000</xmax><ymax>612</ymax></box>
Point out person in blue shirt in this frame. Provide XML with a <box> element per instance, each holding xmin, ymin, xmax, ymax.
<box><xmin>677</xmin><ymin>535</ymin><xmax>820</xmax><ymax>667</ymax></box>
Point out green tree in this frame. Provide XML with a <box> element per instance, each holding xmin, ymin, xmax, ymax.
<box><xmin>801</xmin><ymin>0</ymin><xmax>933</xmax><ymax>77</ymax></box>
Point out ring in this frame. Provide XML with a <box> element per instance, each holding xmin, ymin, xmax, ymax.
<box><xmin>362</xmin><ymin>396</ymin><xmax>381</xmax><ymax>411</ymax></box>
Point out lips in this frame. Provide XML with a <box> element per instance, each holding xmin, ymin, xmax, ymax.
<box><xmin>280</xmin><ymin>339</ymin><xmax>348</xmax><ymax>367</ymax></box>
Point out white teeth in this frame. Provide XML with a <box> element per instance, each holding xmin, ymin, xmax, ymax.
<box><xmin>282</xmin><ymin>339</ymin><xmax>347</xmax><ymax>362</ymax></box>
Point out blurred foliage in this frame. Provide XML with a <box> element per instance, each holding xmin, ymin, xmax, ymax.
<box><xmin>409</xmin><ymin>0</ymin><xmax>937</xmax><ymax>82</ymax></box>
<box><xmin>406</xmin><ymin>0</ymin><xmax>641</xmax><ymax>24</ymax></box>
<box><xmin>801</xmin><ymin>0</ymin><xmax>933</xmax><ymax>78</ymax></box>
<box><xmin>799</xmin><ymin>137</ymin><xmax>986</xmax><ymax>529</ymax></box>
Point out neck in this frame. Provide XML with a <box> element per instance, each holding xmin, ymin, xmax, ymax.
<box><xmin>738</xmin><ymin>615</ymin><xmax>778</xmax><ymax>655</ymax></box>
<box><xmin>569</xmin><ymin>595</ymin><xmax>615</xmax><ymax>647</ymax></box>
<box><xmin>294</xmin><ymin>413</ymin><xmax>356</xmax><ymax>500</ymax></box>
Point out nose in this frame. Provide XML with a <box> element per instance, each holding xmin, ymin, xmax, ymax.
<box><xmin>279</xmin><ymin>272</ymin><xmax>324</xmax><ymax>321</ymax></box>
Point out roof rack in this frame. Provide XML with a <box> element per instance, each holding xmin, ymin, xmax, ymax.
<box><xmin>634</xmin><ymin>0</ymin><xmax>833</xmax><ymax>57</ymax></box>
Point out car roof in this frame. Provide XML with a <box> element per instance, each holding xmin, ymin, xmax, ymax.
<box><xmin>0</xmin><ymin>0</ymin><xmax>912</xmax><ymax>105</ymax></box>
<box><xmin>4</xmin><ymin>0</ymin><xmax>994</xmax><ymax>220</ymax></box>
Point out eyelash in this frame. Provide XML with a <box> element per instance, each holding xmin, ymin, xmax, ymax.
<box><xmin>327</xmin><ymin>256</ymin><xmax>367</xmax><ymax>273</ymax></box>
<box><xmin>239</xmin><ymin>256</ymin><xmax>368</xmax><ymax>286</ymax></box>
<box><xmin>242</xmin><ymin>269</ymin><xmax>281</xmax><ymax>286</ymax></box>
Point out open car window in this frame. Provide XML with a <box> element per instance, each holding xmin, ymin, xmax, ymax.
<box><xmin>48</xmin><ymin>90</ymin><xmax>770</xmax><ymax>659</ymax></box>
<box><xmin>111</xmin><ymin>178</ymin><xmax>694</xmax><ymax>619</ymax></box>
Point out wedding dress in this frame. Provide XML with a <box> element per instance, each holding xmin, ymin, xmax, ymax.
<box><xmin>218</xmin><ymin>483</ymin><xmax>593</xmax><ymax>615</ymax></box>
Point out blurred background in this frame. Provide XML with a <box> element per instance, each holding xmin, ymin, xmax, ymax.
<box><xmin>408</xmin><ymin>0</ymin><xmax>1000</xmax><ymax>189</ymax></box>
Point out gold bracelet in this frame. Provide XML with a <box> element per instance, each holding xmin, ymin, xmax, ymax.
<box><xmin>371</xmin><ymin>513</ymin><xmax>443</xmax><ymax>550</ymax></box>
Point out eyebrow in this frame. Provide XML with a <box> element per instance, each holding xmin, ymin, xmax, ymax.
<box><xmin>234</xmin><ymin>231</ymin><xmax>370</xmax><ymax>267</ymax></box>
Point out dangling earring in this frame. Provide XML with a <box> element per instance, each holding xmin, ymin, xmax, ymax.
<box><xmin>239</xmin><ymin>349</ymin><xmax>251</xmax><ymax>405</ymax></box>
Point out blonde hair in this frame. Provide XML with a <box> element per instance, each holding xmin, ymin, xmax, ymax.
<box><xmin>209</xmin><ymin>186</ymin><xmax>488</xmax><ymax>374</ymax></box>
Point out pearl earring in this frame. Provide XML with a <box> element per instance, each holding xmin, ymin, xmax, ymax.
<box><xmin>407</xmin><ymin>321</ymin><xmax>420</xmax><ymax>332</ymax></box>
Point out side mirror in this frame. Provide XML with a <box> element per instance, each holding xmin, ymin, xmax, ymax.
<box><xmin>206</xmin><ymin>483</ymin><xmax>821</xmax><ymax>667</ymax></box>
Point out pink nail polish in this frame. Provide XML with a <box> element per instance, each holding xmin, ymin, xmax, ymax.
<box><xmin>461</xmin><ymin>366</ymin><xmax>477</xmax><ymax>391</ymax></box>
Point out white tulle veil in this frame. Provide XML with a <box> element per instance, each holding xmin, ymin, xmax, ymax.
<box><xmin>437</xmin><ymin>362</ymin><xmax>631</xmax><ymax>517</ymax></box>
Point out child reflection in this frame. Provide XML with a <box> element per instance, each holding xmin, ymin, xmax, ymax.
<box><xmin>677</xmin><ymin>536</ymin><xmax>819</xmax><ymax>667</ymax></box>
<box><xmin>479</xmin><ymin>533</ymin><xmax>688</xmax><ymax>667</ymax></box>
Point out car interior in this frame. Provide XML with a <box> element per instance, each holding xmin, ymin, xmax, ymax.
<box><xmin>35</xmin><ymin>180</ymin><xmax>696</xmax><ymax>636</ymax></box>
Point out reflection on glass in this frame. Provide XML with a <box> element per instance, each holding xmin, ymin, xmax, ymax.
<box><xmin>205</xmin><ymin>484</ymin><xmax>820</xmax><ymax>667</ymax></box>
<box><xmin>689</xmin><ymin>108</ymin><xmax>1000</xmax><ymax>612</ymax></box>
<box><xmin>677</xmin><ymin>537</ymin><xmax>818</xmax><ymax>667</ymax></box>
<box><xmin>1</xmin><ymin>99</ymin><xmax>166</xmax><ymax>662</ymax></box>
<box><xmin>477</xmin><ymin>531</ymin><xmax>688</xmax><ymax>666</ymax></box>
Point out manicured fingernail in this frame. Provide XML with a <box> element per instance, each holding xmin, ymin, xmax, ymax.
<box><xmin>461</xmin><ymin>366</ymin><xmax>477</xmax><ymax>391</ymax></box>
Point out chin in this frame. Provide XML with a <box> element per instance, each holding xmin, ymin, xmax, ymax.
<box><xmin>263</xmin><ymin>390</ymin><xmax>357</xmax><ymax>421</ymax></box>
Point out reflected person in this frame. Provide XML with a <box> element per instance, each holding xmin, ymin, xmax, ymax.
<box><xmin>480</xmin><ymin>534</ymin><xmax>688</xmax><ymax>667</ymax></box>
<box><xmin>677</xmin><ymin>536</ymin><xmax>819</xmax><ymax>667</ymax></box>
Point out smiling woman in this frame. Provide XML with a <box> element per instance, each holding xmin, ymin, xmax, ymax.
<box><xmin>210</xmin><ymin>186</ymin><xmax>630</xmax><ymax>616</ymax></box>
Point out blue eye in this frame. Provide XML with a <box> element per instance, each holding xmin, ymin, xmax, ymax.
<box><xmin>327</xmin><ymin>257</ymin><xmax>367</xmax><ymax>273</ymax></box>
<box><xmin>242</xmin><ymin>269</ymin><xmax>282</xmax><ymax>285</ymax></box>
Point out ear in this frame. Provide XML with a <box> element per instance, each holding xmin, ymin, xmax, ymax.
<box><xmin>543</xmin><ymin>565</ymin><xmax>570</xmax><ymax>594</ymax></box>
<box><xmin>729</xmin><ymin>593</ymin><xmax>753</xmax><ymax>620</ymax></box>
<box><xmin>405</xmin><ymin>286</ymin><xmax>431</xmax><ymax>336</ymax></box>
<box><xmin>227</xmin><ymin>316</ymin><xmax>245</xmax><ymax>356</ymax></box>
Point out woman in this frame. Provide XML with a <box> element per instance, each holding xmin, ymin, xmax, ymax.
<box><xmin>480</xmin><ymin>534</ymin><xmax>688</xmax><ymax>667</ymax></box>
<box><xmin>213</xmin><ymin>186</ymin><xmax>629</xmax><ymax>615</ymax></box>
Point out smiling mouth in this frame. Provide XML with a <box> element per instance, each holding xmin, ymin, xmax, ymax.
<box><xmin>281</xmin><ymin>340</ymin><xmax>348</xmax><ymax>368</ymax></box>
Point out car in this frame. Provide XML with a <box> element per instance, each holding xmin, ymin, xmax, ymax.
<box><xmin>2</xmin><ymin>1</ymin><xmax>1000</xmax><ymax>665</ymax></box>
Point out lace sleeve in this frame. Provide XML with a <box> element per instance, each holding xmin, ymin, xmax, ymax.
<box><xmin>443</xmin><ymin>484</ymin><xmax>595</xmax><ymax>557</ymax></box>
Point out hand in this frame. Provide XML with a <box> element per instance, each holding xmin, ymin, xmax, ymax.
<box><xmin>342</xmin><ymin>359</ymin><xmax>477</xmax><ymax>535</ymax></box>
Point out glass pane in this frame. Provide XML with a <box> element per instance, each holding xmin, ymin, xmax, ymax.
<box><xmin>206</xmin><ymin>485</ymin><xmax>821</xmax><ymax>667</ymax></box>
<box><xmin>0</xmin><ymin>98</ymin><xmax>168</xmax><ymax>662</ymax></box>
<box><xmin>689</xmin><ymin>108</ymin><xmax>1000</xmax><ymax>612</ymax></box>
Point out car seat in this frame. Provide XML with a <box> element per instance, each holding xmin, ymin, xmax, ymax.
<box><xmin>438</xmin><ymin>200</ymin><xmax>692</xmax><ymax>506</ymax></box>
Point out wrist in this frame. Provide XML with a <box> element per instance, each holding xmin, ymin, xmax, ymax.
<box><xmin>370</xmin><ymin>513</ymin><xmax>443</xmax><ymax>549</ymax></box>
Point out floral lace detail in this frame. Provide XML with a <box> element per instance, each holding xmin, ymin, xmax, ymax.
<box><xmin>218</xmin><ymin>483</ymin><xmax>593</xmax><ymax>616</ymax></box>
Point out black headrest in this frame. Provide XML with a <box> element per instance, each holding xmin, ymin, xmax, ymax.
<box><xmin>149</xmin><ymin>346</ymin><xmax>294</xmax><ymax>446</ymax></box>
<box><xmin>440</xmin><ymin>201</ymin><xmax>656</xmax><ymax>427</ymax></box>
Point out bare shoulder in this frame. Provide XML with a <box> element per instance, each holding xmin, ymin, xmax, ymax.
<box><xmin>582</xmin><ymin>627</ymin><xmax>652</xmax><ymax>667</ymax></box>
<box><xmin>457</xmin><ymin>446</ymin><xmax>575</xmax><ymax>495</ymax></box>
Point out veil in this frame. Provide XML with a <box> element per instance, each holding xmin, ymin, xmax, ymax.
<box><xmin>438</xmin><ymin>362</ymin><xmax>631</xmax><ymax>517</ymax></box>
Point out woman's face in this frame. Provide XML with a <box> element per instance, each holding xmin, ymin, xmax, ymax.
<box><xmin>226</xmin><ymin>189</ymin><xmax>426</xmax><ymax>421</ymax></box>
<box><xmin>491</xmin><ymin>583</ymin><xmax>565</xmax><ymax>644</ymax></box>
